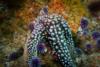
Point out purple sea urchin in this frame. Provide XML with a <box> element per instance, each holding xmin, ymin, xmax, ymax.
<box><xmin>37</xmin><ymin>43</ymin><xmax>46</xmax><ymax>54</ymax></box>
<box><xmin>80</xmin><ymin>18</ymin><xmax>88</xmax><ymax>29</ymax></box>
<box><xmin>86</xmin><ymin>44</ymin><xmax>92</xmax><ymax>49</ymax></box>
<box><xmin>92</xmin><ymin>31</ymin><xmax>100</xmax><ymax>40</ymax></box>
<box><xmin>30</xmin><ymin>57</ymin><xmax>41</xmax><ymax>67</ymax></box>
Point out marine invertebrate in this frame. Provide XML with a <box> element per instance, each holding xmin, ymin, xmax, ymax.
<box><xmin>92</xmin><ymin>31</ymin><xmax>100</xmax><ymax>40</ymax></box>
<box><xmin>37</xmin><ymin>42</ymin><xmax>46</xmax><ymax>54</ymax></box>
<box><xmin>29</xmin><ymin>57</ymin><xmax>41</xmax><ymax>67</ymax></box>
<box><xmin>86</xmin><ymin>44</ymin><xmax>92</xmax><ymax>49</ymax></box>
<box><xmin>6</xmin><ymin>47</ymin><xmax>24</xmax><ymax>62</ymax></box>
<box><xmin>27</xmin><ymin>12</ymin><xmax>77</xmax><ymax>67</ymax></box>
<box><xmin>80</xmin><ymin>17</ymin><xmax>88</xmax><ymax>29</ymax></box>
